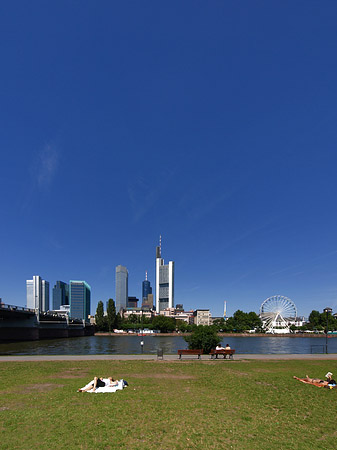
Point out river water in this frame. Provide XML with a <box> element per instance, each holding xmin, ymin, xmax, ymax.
<box><xmin>0</xmin><ymin>335</ymin><xmax>337</xmax><ymax>355</ymax></box>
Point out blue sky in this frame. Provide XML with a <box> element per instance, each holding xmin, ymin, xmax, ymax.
<box><xmin>1</xmin><ymin>1</ymin><xmax>337</xmax><ymax>318</ymax></box>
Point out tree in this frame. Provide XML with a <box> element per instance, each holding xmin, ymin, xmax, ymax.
<box><xmin>247</xmin><ymin>311</ymin><xmax>263</xmax><ymax>330</ymax></box>
<box><xmin>115</xmin><ymin>312</ymin><xmax>122</xmax><ymax>330</ymax></box>
<box><xmin>128</xmin><ymin>313</ymin><xmax>140</xmax><ymax>324</ymax></box>
<box><xmin>176</xmin><ymin>320</ymin><xmax>189</xmax><ymax>333</ymax></box>
<box><xmin>308</xmin><ymin>310</ymin><xmax>322</xmax><ymax>328</ymax></box>
<box><xmin>212</xmin><ymin>318</ymin><xmax>226</xmax><ymax>332</ymax></box>
<box><xmin>184</xmin><ymin>325</ymin><xmax>221</xmax><ymax>353</ymax></box>
<box><xmin>95</xmin><ymin>301</ymin><xmax>107</xmax><ymax>331</ymax></box>
<box><xmin>152</xmin><ymin>315</ymin><xmax>176</xmax><ymax>333</ymax></box>
<box><xmin>106</xmin><ymin>298</ymin><xmax>116</xmax><ymax>332</ymax></box>
<box><xmin>225</xmin><ymin>310</ymin><xmax>263</xmax><ymax>332</ymax></box>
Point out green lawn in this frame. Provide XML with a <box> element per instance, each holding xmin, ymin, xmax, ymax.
<box><xmin>0</xmin><ymin>359</ymin><xmax>336</xmax><ymax>449</ymax></box>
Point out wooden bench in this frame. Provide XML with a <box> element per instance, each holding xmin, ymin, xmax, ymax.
<box><xmin>178</xmin><ymin>349</ymin><xmax>203</xmax><ymax>359</ymax></box>
<box><xmin>210</xmin><ymin>349</ymin><xmax>235</xmax><ymax>359</ymax></box>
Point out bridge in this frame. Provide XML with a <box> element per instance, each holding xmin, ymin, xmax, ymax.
<box><xmin>0</xmin><ymin>303</ymin><xmax>94</xmax><ymax>341</ymax></box>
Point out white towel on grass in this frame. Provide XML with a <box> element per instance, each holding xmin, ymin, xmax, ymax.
<box><xmin>81</xmin><ymin>379</ymin><xmax>125</xmax><ymax>393</ymax></box>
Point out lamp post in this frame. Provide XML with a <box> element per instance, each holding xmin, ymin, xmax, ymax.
<box><xmin>324</xmin><ymin>307</ymin><xmax>332</xmax><ymax>354</ymax></box>
<box><xmin>140</xmin><ymin>307</ymin><xmax>144</xmax><ymax>353</ymax></box>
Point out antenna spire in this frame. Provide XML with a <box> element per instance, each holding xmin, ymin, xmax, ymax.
<box><xmin>145</xmin><ymin>271</ymin><xmax>148</xmax><ymax>281</ymax></box>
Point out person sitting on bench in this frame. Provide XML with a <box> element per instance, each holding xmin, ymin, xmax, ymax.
<box><xmin>216</xmin><ymin>344</ymin><xmax>225</xmax><ymax>350</ymax></box>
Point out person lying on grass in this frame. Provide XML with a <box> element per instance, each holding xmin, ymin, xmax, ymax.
<box><xmin>78</xmin><ymin>376</ymin><xmax>118</xmax><ymax>392</ymax></box>
<box><xmin>293</xmin><ymin>372</ymin><xmax>336</xmax><ymax>386</ymax></box>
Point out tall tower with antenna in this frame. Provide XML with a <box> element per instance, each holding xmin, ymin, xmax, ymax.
<box><xmin>142</xmin><ymin>271</ymin><xmax>153</xmax><ymax>308</ymax></box>
<box><xmin>155</xmin><ymin>236</ymin><xmax>174</xmax><ymax>313</ymax></box>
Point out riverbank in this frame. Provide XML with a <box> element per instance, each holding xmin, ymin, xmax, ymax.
<box><xmin>95</xmin><ymin>331</ymin><xmax>336</xmax><ymax>338</ymax></box>
<box><xmin>0</xmin><ymin>353</ymin><xmax>337</xmax><ymax>361</ymax></box>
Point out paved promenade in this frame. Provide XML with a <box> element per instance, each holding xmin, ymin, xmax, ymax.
<box><xmin>0</xmin><ymin>353</ymin><xmax>337</xmax><ymax>362</ymax></box>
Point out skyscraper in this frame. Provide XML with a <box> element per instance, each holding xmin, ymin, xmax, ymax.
<box><xmin>26</xmin><ymin>275</ymin><xmax>50</xmax><ymax>312</ymax></box>
<box><xmin>52</xmin><ymin>281</ymin><xmax>69</xmax><ymax>310</ymax></box>
<box><xmin>115</xmin><ymin>265</ymin><xmax>128</xmax><ymax>312</ymax></box>
<box><xmin>69</xmin><ymin>280</ymin><xmax>91</xmax><ymax>321</ymax></box>
<box><xmin>142</xmin><ymin>271</ymin><xmax>152</xmax><ymax>308</ymax></box>
<box><xmin>155</xmin><ymin>236</ymin><xmax>174</xmax><ymax>313</ymax></box>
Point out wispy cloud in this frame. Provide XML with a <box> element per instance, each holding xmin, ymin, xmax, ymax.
<box><xmin>20</xmin><ymin>144</ymin><xmax>60</xmax><ymax>212</ymax></box>
<box><xmin>128</xmin><ymin>177</ymin><xmax>159</xmax><ymax>222</ymax></box>
<box><xmin>270</xmin><ymin>249</ymin><xmax>337</xmax><ymax>277</ymax></box>
<box><xmin>183</xmin><ymin>189</ymin><xmax>236</xmax><ymax>222</ymax></box>
<box><xmin>181</xmin><ymin>285</ymin><xmax>200</xmax><ymax>293</ymax></box>
<box><xmin>35</xmin><ymin>144</ymin><xmax>59</xmax><ymax>189</ymax></box>
<box><xmin>128</xmin><ymin>168</ymin><xmax>177</xmax><ymax>222</ymax></box>
<box><xmin>217</xmin><ymin>217</ymin><xmax>278</xmax><ymax>253</ymax></box>
<box><xmin>228</xmin><ymin>270</ymin><xmax>256</xmax><ymax>286</ymax></box>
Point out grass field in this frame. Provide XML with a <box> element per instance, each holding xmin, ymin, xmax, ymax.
<box><xmin>0</xmin><ymin>358</ymin><xmax>336</xmax><ymax>449</ymax></box>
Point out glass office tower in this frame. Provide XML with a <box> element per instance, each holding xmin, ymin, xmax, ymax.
<box><xmin>142</xmin><ymin>272</ymin><xmax>153</xmax><ymax>308</ymax></box>
<box><xmin>115</xmin><ymin>265</ymin><xmax>128</xmax><ymax>312</ymax></box>
<box><xmin>26</xmin><ymin>275</ymin><xmax>49</xmax><ymax>312</ymax></box>
<box><xmin>69</xmin><ymin>281</ymin><xmax>91</xmax><ymax>321</ymax></box>
<box><xmin>155</xmin><ymin>237</ymin><xmax>174</xmax><ymax>313</ymax></box>
<box><xmin>52</xmin><ymin>281</ymin><xmax>69</xmax><ymax>310</ymax></box>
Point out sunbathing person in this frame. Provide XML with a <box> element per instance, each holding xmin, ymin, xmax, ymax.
<box><xmin>78</xmin><ymin>376</ymin><xmax>118</xmax><ymax>392</ymax></box>
<box><xmin>293</xmin><ymin>372</ymin><xmax>336</xmax><ymax>386</ymax></box>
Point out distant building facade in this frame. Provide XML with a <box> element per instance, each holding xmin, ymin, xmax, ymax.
<box><xmin>52</xmin><ymin>281</ymin><xmax>69</xmax><ymax>310</ymax></box>
<box><xmin>123</xmin><ymin>307</ymin><xmax>154</xmax><ymax>321</ymax></box>
<box><xmin>127</xmin><ymin>297</ymin><xmax>139</xmax><ymax>308</ymax></box>
<box><xmin>155</xmin><ymin>237</ymin><xmax>174</xmax><ymax>313</ymax></box>
<box><xmin>69</xmin><ymin>280</ymin><xmax>91</xmax><ymax>321</ymax></box>
<box><xmin>26</xmin><ymin>275</ymin><xmax>50</xmax><ymax>312</ymax></box>
<box><xmin>160</xmin><ymin>307</ymin><xmax>194</xmax><ymax>324</ymax></box>
<box><xmin>143</xmin><ymin>293</ymin><xmax>154</xmax><ymax>310</ymax></box>
<box><xmin>193</xmin><ymin>309</ymin><xmax>211</xmax><ymax>326</ymax></box>
<box><xmin>115</xmin><ymin>265</ymin><xmax>128</xmax><ymax>312</ymax></box>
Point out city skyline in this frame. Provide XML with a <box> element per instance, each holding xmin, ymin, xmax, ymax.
<box><xmin>1</xmin><ymin>2</ymin><xmax>337</xmax><ymax>318</ymax></box>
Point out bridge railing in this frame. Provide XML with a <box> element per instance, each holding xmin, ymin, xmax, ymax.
<box><xmin>1</xmin><ymin>303</ymin><xmax>91</xmax><ymax>325</ymax></box>
<box><xmin>0</xmin><ymin>303</ymin><xmax>35</xmax><ymax>313</ymax></box>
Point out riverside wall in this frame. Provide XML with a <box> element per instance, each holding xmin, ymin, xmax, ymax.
<box><xmin>0</xmin><ymin>324</ymin><xmax>94</xmax><ymax>341</ymax></box>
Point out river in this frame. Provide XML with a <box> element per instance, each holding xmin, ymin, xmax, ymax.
<box><xmin>0</xmin><ymin>334</ymin><xmax>337</xmax><ymax>355</ymax></box>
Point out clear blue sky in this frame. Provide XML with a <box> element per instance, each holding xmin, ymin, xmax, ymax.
<box><xmin>1</xmin><ymin>1</ymin><xmax>337</xmax><ymax>318</ymax></box>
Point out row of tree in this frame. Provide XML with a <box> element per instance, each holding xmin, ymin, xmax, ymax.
<box><xmin>95</xmin><ymin>301</ymin><xmax>264</xmax><ymax>333</ymax></box>
<box><xmin>213</xmin><ymin>310</ymin><xmax>263</xmax><ymax>333</ymax></box>
<box><xmin>296</xmin><ymin>310</ymin><xmax>337</xmax><ymax>332</ymax></box>
<box><xmin>95</xmin><ymin>299</ymin><xmax>119</xmax><ymax>332</ymax></box>
<box><xmin>95</xmin><ymin>301</ymin><xmax>337</xmax><ymax>334</ymax></box>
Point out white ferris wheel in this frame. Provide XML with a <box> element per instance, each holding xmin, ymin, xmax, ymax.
<box><xmin>260</xmin><ymin>295</ymin><xmax>297</xmax><ymax>333</ymax></box>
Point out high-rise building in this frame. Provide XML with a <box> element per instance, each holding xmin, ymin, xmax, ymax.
<box><xmin>26</xmin><ymin>275</ymin><xmax>50</xmax><ymax>312</ymax></box>
<box><xmin>155</xmin><ymin>236</ymin><xmax>174</xmax><ymax>313</ymax></box>
<box><xmin>52</xmin><ymin>281</ymin><xmax>69</xmax><ymax>310</ymax></box>
<box><xmin>142</xmin><ymin>271</ymin><xmax>152</xmax><ymax>308</ymax></box>
<box><xmin>115</xmin><ymin>265</ymin><xmax>128</xmax><ymax>312</ymax></box>
<box><xmin>41</xmin><ymin>280</ymin><xmax>50</xmax><ymax>312</ymax></box>
<box><xmin>127</xmin><ymin>296</ymin><xmax>139</xmax><ymax>308</ymax></box>
<box><xmin>69</xmin><ymin>280</ymin><xmax>91</xmax><ymax>321</ymax></box>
